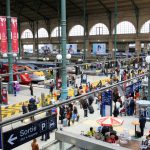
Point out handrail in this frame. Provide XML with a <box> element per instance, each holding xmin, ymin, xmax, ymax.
<box><xmin>0</xmin><ymin>73</ymin><xmax>146</xmax><ymax>127</ymax></box>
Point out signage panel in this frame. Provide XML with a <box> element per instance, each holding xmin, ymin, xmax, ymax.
<box><xmin>3</xmin><ymin>115</ymin><xmax>57</xmax><ymax>150</ymax></box>
<box><xmin>11</xmin><ymin>17</ymin><xmax>18</xmax><ymax>53</ymax></box>
<box><xmin>0</xmin><ymin>16</ymin><xmax>7</xmax><ymax>54</ymax></box>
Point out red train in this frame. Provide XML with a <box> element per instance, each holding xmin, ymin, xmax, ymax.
<box><xmin>0</xmin><ymin>64</ymin><xmax>31</xmax><ymax>84</ymax></box>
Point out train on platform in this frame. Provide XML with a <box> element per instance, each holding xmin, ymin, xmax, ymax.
<box><xmin>17</xmin><ymin>65</ymin><xmax>45</xmax><ymax>82</ymax></box>
<box><xmin>0</xmin><ymin>64</ymin><xmax>31</xmax><ymax>84</ymax></box>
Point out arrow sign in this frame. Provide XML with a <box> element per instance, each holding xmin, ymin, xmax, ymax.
<box><xmin>2</xmin><ymin>114</ymin><xmax>57</xmax><ymax>150</ymax></box>
<box><xmin>8</xmin><ymin>134</ymin><xmax>17</xmax><ymax>145</ymax></box>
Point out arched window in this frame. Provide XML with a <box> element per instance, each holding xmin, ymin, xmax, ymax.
<box><xmin>113</xmin><ymin>21</ymin><xmax>136</xmax><ymax>34</ymax></box>
<box><xmin>21</xmin><ymin>29</ymin><xmax>33</xmax><ymax>39</ymax></box>
<box><xmin>51</xmin><ymin>27</ymin><xmax>61</xmax><ymax>37</ymax></box>
<box><xmin>89</xmin><ymin>23</ymin><xmax>109</xmax><ymax>35</ymax></box>
<box><xmin>35</xmin><ymin>28</ymin><xmax>48</xmax><ymax>38</ymax></box>
<box><xmin>69</xmin><ymin>25</ymin><xmax>84</xmax><ymax>36</ymax></box>
<box><xmin>140</xmin><ymin>20</ymin><xmax>150</xmax><ymax>33</ymax></box>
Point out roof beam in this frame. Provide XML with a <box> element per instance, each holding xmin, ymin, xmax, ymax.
<box><xmin>130</xmin><ymin>0</ymin><xmax>138</xmax><ymax>10</ymax></box>
<box><xmin>17</xmin><ymin>0</ymin><xmax>47</xmax><ymax>19</ymax></box>
<box><xmin>97</xmin><ymin>0</ymin><xmax>111</xmax><ymax>14</ymax></box>
<box><xmin>68</xmin><ymin>0</ymin><xmax>83</xmax><ymax>14</ymax></box>
<box><xmin>40</xmin><ymin>0</ymin><xmax>58</xmax><ymax>12</ymax></box>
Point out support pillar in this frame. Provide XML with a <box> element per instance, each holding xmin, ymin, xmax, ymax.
<box><xmin>60</xmin><ymin>0</ymin><xmax>68</xmax><ymax>100</ymax></box>
<box><xmin>83</xmin><ymin>0</ymin><xmax>88</xmax><ymax>61</ymax></box>
<box><xmin>114</xmin><ymin>0</ymin><xmax>118</xmax><ymax>65</ymax></box>
<box><xmin>135</xmin><ymin>39</ymin><xmax>141</xmax><ymax>56</ymax></box>
<box><xmin>36</xmin><ymin>20</ymin><xmax>39</xmax><ymax>57</ymax></box>
<box><xmin>6</xmin><ymin>0</ymin><xmax>13</xmax><ymax>94</ymax></box>
<box><xmin>108</xmin><ymin>39</ymin><xmax>113</xmax><ymax>57</ymax></box>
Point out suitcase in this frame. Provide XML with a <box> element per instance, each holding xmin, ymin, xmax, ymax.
<box><xmin>88</xmin><ymin>105</ymin><xmax>94</xmax><ymax>114</ymax></box>
<box><xmin>63</xmin><ymin>119</ymin><xmax>68</xmax><ymax>127</ymax></box>
<box><xmin>136</xmin><ymin>131</ymin><xmax>141</xmax><ymax>138</ymax></box>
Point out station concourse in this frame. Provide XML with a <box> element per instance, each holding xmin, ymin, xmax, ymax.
<box><xmin>0</xmin><ymin>0</ymin><xmax>150</xmax><ymax>150</ymax></box>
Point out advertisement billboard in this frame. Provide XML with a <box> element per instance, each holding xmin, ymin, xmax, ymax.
<box><xmin>0</xmin><ymin>16</ymin><xmax>8</xmax><ymax>54</ymax></box>
<box><xmin>93</xmin><ymin>43</ymin><xmax>106</xmax><ymax>55</ymax></box>
<box><xmin>66</xmin><ymin>44</ymin><xmax>77</xmax><ymax>54</ymax></box>
<box><xmin>23</xmin><ymin>44</ymin><xmax>33</xmax><ymax>54</ymax></box>
<box><xmin>38</xmin><ymin>44</ymin><xmax>53</xmax><ymax>54</ymax></box>
<box><xmin>11</xmin><ymin>17</ymin><xmax>18</xmax><ymax>53</ymax></box>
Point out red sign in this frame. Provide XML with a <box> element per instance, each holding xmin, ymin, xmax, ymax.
<box><xmin>0</xmin><ymin>16</ymin><xmax>8</xmax><ymax>54</ymax></box>
<box><xmin>11</xmin><ymin>17</ymin><xmax>18</xmax><ymax>53</ymax></box>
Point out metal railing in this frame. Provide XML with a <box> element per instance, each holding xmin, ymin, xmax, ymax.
<box><xmin>0</xmin><ymin>73</ymin><xmax>146</xmax><ymax>127</ymax></box>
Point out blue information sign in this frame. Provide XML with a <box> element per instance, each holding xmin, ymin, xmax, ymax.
<box><xmin>101</xmin><ymin>90</ymin><xmax>112</xmax><ymax>116</ymax></box>
<box><xmin>125</xmin><ymin>81</ymin><xmax>142</xmax><ymax>96</ymax></box>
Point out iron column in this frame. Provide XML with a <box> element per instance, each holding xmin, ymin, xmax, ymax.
<box><xmin>114</xmin><ymin>0</ymin><xmax>118</xmax><ymax>68</ymax></box>
<box><xmin>148</xmin><ymin>64</ymin><xmax>150</xmax><ymax>100</ymax></box>
<box><xmin>83</xmin><ymin>0</ymin><xmax>87</xmax><ymax>60</ymax></box>
<box><xmin>6</xmin><ymin>0</ymin><xmax>13</xmax><ymax>94</ymax></box>
<box><xmin>60</xmin><ymin>0</ymin><xmax>68</xmax><ymax>100</ymax></box>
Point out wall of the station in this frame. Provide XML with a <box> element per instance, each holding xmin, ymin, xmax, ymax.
<box><xmin>20</xmin><ymin>7</ymin><xmax>150</xmax><ymax>56</ymax></box>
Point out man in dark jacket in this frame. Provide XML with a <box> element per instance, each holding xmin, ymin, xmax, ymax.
<box><xmin>129</xmin><ymin>98</ymin><xmax>135</xmax><ymax>116</ymax></box>
<box><xmin>88</xmin><ymin>96</ymin><xmax>94</xmax><ymax>106</ymax></box>
<box><xmin>139</xmin><ymin>114</ymin><xmax>146</xmax><ymax>136</ymax></box>
<box><xmin>81</xmin><ymin>99</ymin><xmax>88</xmax><ymax>117</ymax></box>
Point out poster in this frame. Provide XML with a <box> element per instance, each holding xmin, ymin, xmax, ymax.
<box><xmin>11</xmin><ymin>17</ymin><xmax>18</xmax><ymax>53</ymax></box>
<box><xmin>23</xmin><ymin>44</ymin><xmax>33</xmax><ymax>53</ymax></box>
<box><xmin>93</xmin><ymin>43</ymin><xmax>106</xmax><ymax>55</ymax></box>
<box><xmin>0</xmin><ymin>16</ymin><xmax>7</xmax><ymax>54</ymax></box>
<box><xmin>66</xmin><ymin>44</ymin><xmax>77</xmax><ymax>54</ymax></box>
<box><xmin>38</xmin><ymin>44</ymin><xmax>53</xmax><ymax>54</ymax></box>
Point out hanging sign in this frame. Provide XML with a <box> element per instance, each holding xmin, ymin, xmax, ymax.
<box><xmin>11</xmin><ymin>17</ymin><xmax>18</xmax><ymax>53</ymax></box>
<box><xmin>0</xmin><ymin>16</ymin><xmax>8</xmax><ymax>54</ymax></box>
<box><xmin>3</xmin><ymin>114</ymin><xmax>57</xmax><ymax>150</ymax></box>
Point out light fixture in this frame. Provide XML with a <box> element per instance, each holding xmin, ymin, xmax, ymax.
<box><xmin>146</xmin><ymin>56</ymin><xmax>150</xmax><ymax>64</ymax></box>
<box><xmin>66</xmin><ymin>54</ymin><xmax>71</xmax><ymax>60</ymax></box>
<box><xmin>56</xmin><ymin>54</ymin><xmax>62</xmax><ymax>60</ymax></box>
<box><xmin>13</xmin><ymin>53</ymin><xmax>17</xmax><ymax>57</ymax></box>
<box><xmin>43</xmin><ymin>58</ymin><xmax>46</xmax><ymax>61</ymax></box>
<box><xmin>3</xmin><ymin>53</ymin><xmax>8</xmax><ymax>57</ymax></box>
<box><xmin>46</xmin><ymin>57</ymin><xmax>49</xmax><ymax>61</ymax></box>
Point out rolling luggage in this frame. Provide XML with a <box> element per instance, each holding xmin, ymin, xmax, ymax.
<box><xmin>63</xmin><ymin>118</ymin><xmax>68</xmax><ymax>127</ymax></box>
<box><xmin>88</xmin><ymin>105</ymin><xmax>94</xmax><ymax>114</ymax></box>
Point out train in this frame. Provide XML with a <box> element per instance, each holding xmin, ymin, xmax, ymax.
<box><xmin>17</xmin><ymin>65</ymin><xmax>45</xmax><ymax>82</ymax></box>
<box><xmin>0</xmin><ymin>64</ymin><xmax>31</xmax><ymax>84</ymax></box>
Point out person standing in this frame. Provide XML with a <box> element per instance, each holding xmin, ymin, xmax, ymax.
<box><xmin>139</xmin><ymin>114</ymin><xmax>146</xmax><ymax>136</ymax></box>
<box><xmin>13</xmin><ymin>82</ymin><xmax>17</xmax><ymax>96</ymax></box>
<box><xmin>129</xmin><ymin>97</ymin><xmax>135</xmax><ymax>116</ymax></box>
<box><xmin>50</xmin><ymin>80</ymin><xmax>54</xmax><ymax>94</ymax></box>
<box><xmin>30</xmin><ymin>83</ymin><xmax>33</xmax><ymax>96</ymax></box>
<box><xmin>81</xmin><ymin>99</ymin><xmax>88</xmax><ymax>117</ymax></box>
<box><xmin>22</xmin><ymin>103</ymin><xmax>28</xmax><ymax>114</ymax></box>
<box><xmin>31</xmin><ymin>139</ymin><xmax>39</xmax><ymax>150</ymax></box>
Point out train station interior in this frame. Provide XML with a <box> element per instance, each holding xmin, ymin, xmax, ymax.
<box><xmin>0</xmin><ymin>0</ymin><xmax>150</xmax><ymax>150</ymax></box>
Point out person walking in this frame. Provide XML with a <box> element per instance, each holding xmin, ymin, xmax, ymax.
<box><xmin>31</xmin><ymin>139</ymin><xmax>39</xmax><ymax>150</ymax></box>
<box><xmin>139</xmin><ymin>114</ymin><xmax>146</xmax><ymax>136</ymax></box>
<box><xmin>30</xmin><ymin>83</ymin><xmax>33</xmax><ymax>96</ymax></box>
